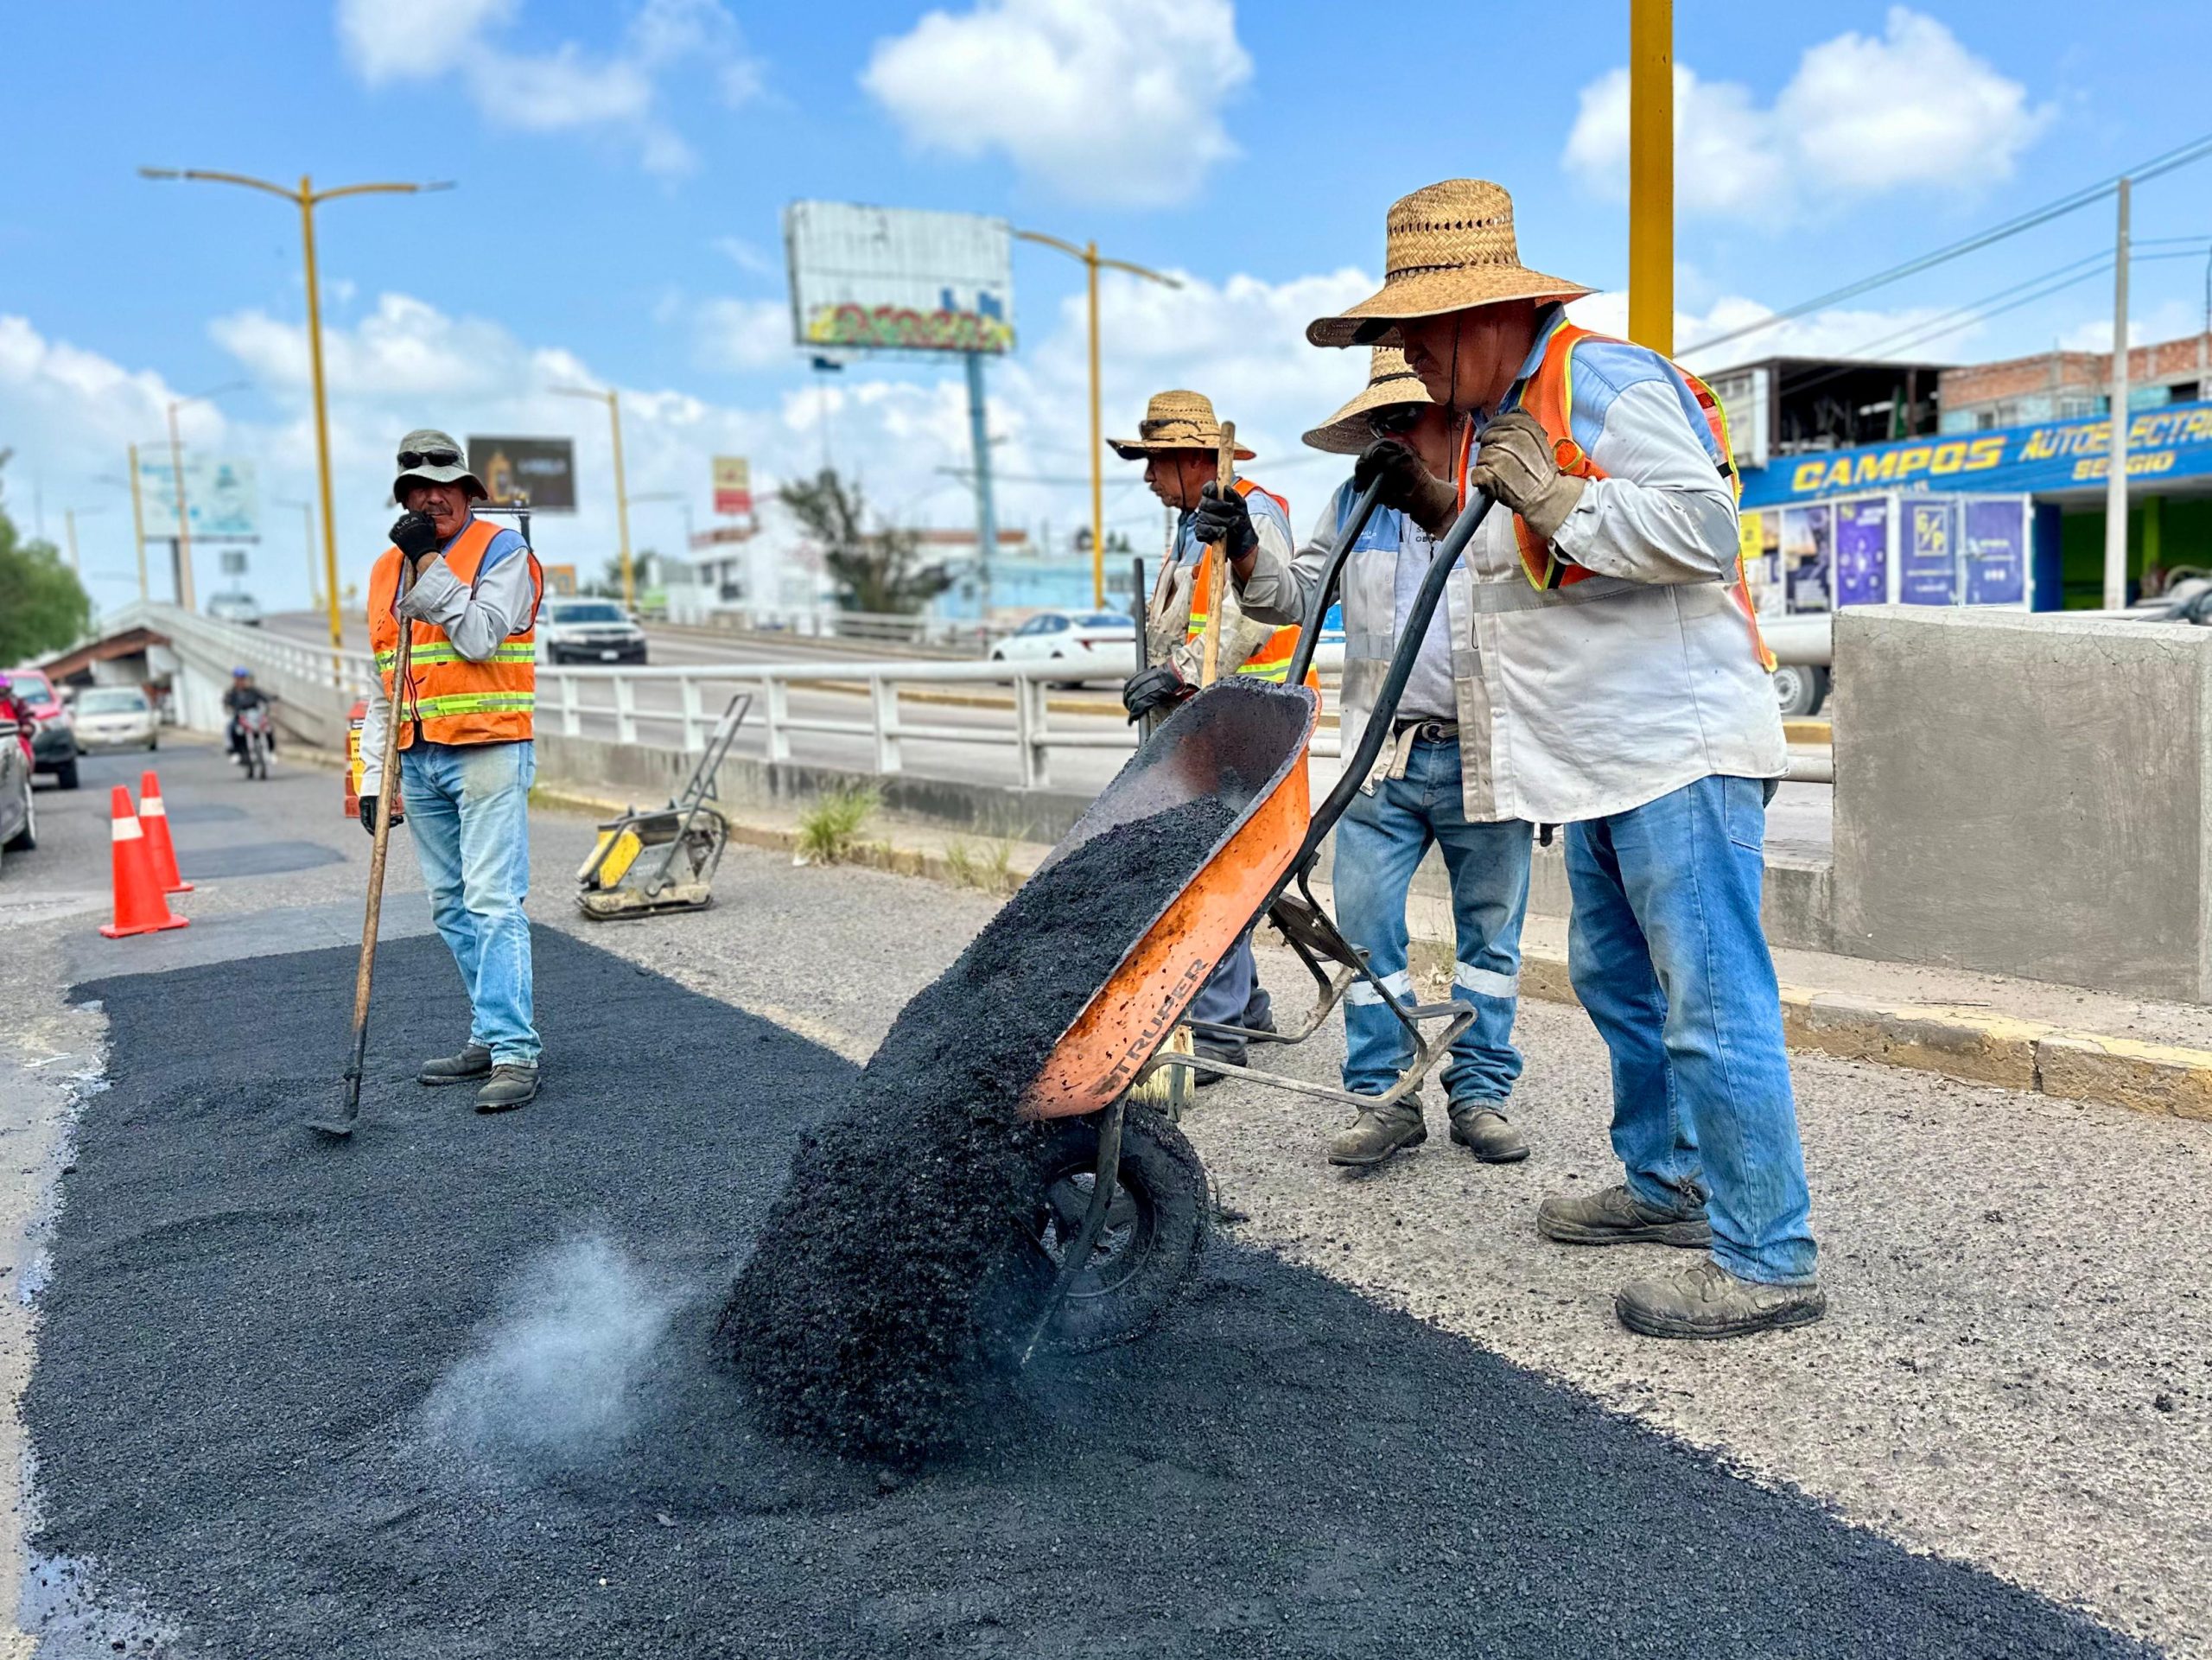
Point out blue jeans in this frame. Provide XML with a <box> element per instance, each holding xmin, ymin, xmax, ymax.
<box><xmin>401</xmin><ymin>739</ymin><xmax>539</xmax><ymax>1065</ymax></box>
<box><xmin>1332</xmin><ymin>736</ymin><xmax>1532</xmax><ymax>1106</ymax></box>
<box><xmin>1565</xmin><ymin>776</ymin><xmax>1816</xmax><ymax>1285</ymax></box>
<box><xmin>1188</xmin><ymin>930</ymin><xmax>1273</xmax><ymax>1055</ymax></box>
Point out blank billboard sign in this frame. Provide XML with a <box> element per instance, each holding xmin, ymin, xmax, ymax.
<box><xmin>785</xmin><ymin>200</ymin><xmax>1014</xmax><ymax>356</ymax></box>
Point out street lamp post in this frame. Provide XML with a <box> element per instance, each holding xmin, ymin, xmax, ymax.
<box><xmin>1013</xmin><ymin>230</ymin><xmax>1181</xmax><ymax>608</ymax></box>
<box><xmin>158</xmin><ymin>378</ymin><xmax>248</xmax><ymax>613</ymax></box>
<box><xmin>553</xmin><ymin>385</ymin><xmax>635</xmax><ymax>611</ymax></box>
<box><xmin>276</xmin><ymin>497</ymin><xmax>321</xmax><ymax>610</ymax></box>
<box><xmin>140</xmin><ymin>168</ymin><xmax>454</xmax><ymax>669</ymax></box>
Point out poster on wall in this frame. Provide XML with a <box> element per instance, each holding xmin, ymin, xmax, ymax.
<box><xmin>1963</xmin><ymin>498</ymin><xmax>2026</xmax><ymax>605</ymax></box>
<box><xmin>1834</xmin><ymin>498</ymin><xmax>1889</xmax><ymax>607</ymax></box>
<box><xmin>1779</xmin><ymin>504</ymin><xmax>1833</xmax><ymax>614</ymax></box>
<box><xmin>1902</xmin><ymin>499</ymin><xmax>1958</xmax><ymax>604</ymax></box>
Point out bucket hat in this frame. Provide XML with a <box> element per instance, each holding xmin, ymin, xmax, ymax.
<box><xmin>1301</xmin><ymin>347</ymin><xmax>1433</xmax><ymax>455</ymax></box>
<box><xmin>1306</xmin><ymin>180</ymin><xmax>1592</xmax><ymax>350</ymax></box>
<box><xmin>392</xmin><ymin>427</ymin><xmax>487</xmax><ymax>500</ymax></box>
<box><xmin>1107</xmin><ymin>391</ymin><xmax>1255</xmax><ymax>461</ymax></box>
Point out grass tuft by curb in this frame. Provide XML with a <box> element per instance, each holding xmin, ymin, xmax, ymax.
<box><xmin>794</xmin><ymin>786</ymin><xmax>880</xmax><ymax>867</ymax></box>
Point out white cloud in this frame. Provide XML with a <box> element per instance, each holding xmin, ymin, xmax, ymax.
<box><xmin>333</xmin><ymin>0</ymin><xmax>763</xmax><ymax>176</ymax></box>
<box><xmin>712</xmin><ymin>236</ymin><xmax>781</xmax><ymax>280</ymax></box>
<box><xmin>694</xmin><ymin>298</ymin><xmax>793</xmax><ymax>372</ymax></box>
<box><xmin>861</xmin><ymin>0</ymin><xmax>1251</xmax><ymax>207</ymax></box>
<box><xmin>2056</xmin><ymin>299</ymin><xmax>2202</xmax><ymax>355</ymax></box>
<box><xmin>1568</xmin><ymin>289</ymin><xmax>1977</xmax><ymax>370</ymax></box>
<box><xmin>1563</xmin><ymin>8</ymin><xmax>2052</xmax><ymax>218</ymax></box>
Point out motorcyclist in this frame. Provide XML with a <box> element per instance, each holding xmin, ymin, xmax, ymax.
<box><xmin>223</xmin><ymin>668</ymin><xmax>276</xmax><ymax>764</ymax></box>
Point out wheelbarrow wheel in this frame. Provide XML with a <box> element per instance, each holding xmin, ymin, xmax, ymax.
<box><xmin>1019</xmin><ymin>1103</ymin><xmax>1210</xmax><ymax>1356</ymax></box>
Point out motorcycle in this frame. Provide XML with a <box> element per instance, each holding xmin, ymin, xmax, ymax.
<box><xmin>236</xmin><ymin>703</ymin><xmax>274</xmax><ymax>782</ymax></box>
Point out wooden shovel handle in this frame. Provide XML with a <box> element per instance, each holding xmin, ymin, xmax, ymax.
<box><xmin>1198</xmin><ymin>421</ymin><xmax>1236</xmax><ymax>688</ymax></box>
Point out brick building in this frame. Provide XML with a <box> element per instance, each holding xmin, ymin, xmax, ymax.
<box><xmin>1939</xmin><ymin>332</ymin><xmax>2212</xmax><ymax>432</ymax></box>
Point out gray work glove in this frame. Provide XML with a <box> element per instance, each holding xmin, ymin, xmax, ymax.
<box><xmin>1352</xmin><ymin>439</ymin><xmax>1458</xmax><ymax>537</ymax></box>
<box><xmin>1467</xmin><ymin>410</ymin><xmax>1586</xmax><ymax>545</ymax></box>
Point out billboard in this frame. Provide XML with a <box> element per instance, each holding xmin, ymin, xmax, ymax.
<box><xmin>137</xmin><ymin>454</ymin><xmax>259</xmax><ymax>540</ymax></box>
<box><xmin>467</xmin><ymin>436</ymin><xmax>577</xmax><ymax>512</ymax></box>
<box><xmin>785</xmin><ymin>200</ymin><xmax>1014</xmax><ymax>355</ymax></box>
<box><xmin>713</xmin><ymin>455</ymin><xmax>753</xmax><ymax>518</ymax></box>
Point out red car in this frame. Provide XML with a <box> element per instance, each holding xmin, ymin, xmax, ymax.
<box><xmin>5</xmin><ymin>667</ymin><xmax>79</xmax><ymax>790</ymax></box>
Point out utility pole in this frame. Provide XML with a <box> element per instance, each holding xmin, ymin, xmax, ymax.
<box><xmin>963</xmin><ymin>352</ymin><xmax>999</xmax><ymax>619</ymax></box>
<box><xmin>2105</xmin><ymin>175</ymin><xmax>2133</xmax><ymax>609</ymax></box>
<box><xmin>1014</xmin><ymin>229</ymin><xmax>1181</xmax><ymax>608</ymax></box>
<box><xmin>1628</xmin><ymin>0</ymin><xmax>1674</xmax><ymax>354</ymax></box>
<box><xmin>278</xmin><ymin>497</ymin><xmax>321</xmax><ymax>609</ymax></box>
<box><xmin>553</xmin><ymin>384</ymin><xmax>636</xmax><ymax>611</ymax></box>
<box><xmin>63</xmin><ymin>508</ymin><xmax>80</xmax><ymax>572</ymax></box>
<box><xmin>126</xmin><ymin>444</ymin><xmax>149</xmax><ymax>601</ymax></box>
<box><xmin>165</xmin><ymin>398</ymin><xmax>194</xmax><ymax>611</ymax></box>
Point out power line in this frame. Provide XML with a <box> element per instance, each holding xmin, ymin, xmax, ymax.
<box><xmin>1682</xmin><ymin>126</ymin><xmax>2212</xmax><ymax>359</ymax></box>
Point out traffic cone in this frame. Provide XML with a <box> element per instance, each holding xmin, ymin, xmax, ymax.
<box><xmin>99</xmin><ymin>785</ymin><xmax>188</xmax><ymax>939</ymax></box>
<box><xmin>137</xmin><ymin>770</ymin><xmax>193</xmax><ymax>894</ymax></box>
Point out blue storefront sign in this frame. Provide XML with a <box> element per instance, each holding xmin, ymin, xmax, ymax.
<box><xmin>1739</xmin><ymin>399</ymin><xmax>2212</xmax><ymax>507</ymax></box>
<box><xmin>1963</xmin><ymin>499</ymin><xmax>2026</xmax><ymax>605</ymax></box>
<box><xmin>1902</xmin><ymin>500</ymin><xmax>1956</xmax><ymax>605</ymax></box>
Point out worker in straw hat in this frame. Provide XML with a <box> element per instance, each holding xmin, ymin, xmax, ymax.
<box><xmin>1110</xmin><ymin>388</ymin><xmax>1299</xmax><ymax>1078</ymax></box>
<box><xmin>359</xmin><ymin>428</ymin><xmax>548</xmax><ymax>1114</ymax></box>
<box><xmin>1305</xmin><ymin>180</ymin><xmax>1821</xmax><ymax>1339</ymax></box>
<box><xmin>1232</xmin><ymin>347</ymin><xmax>1534</xmax><ymax>1167</ymax></box>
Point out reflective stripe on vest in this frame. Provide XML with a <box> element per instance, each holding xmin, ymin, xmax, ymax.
<box><xmin>1468</xmin><ymin>320</ymin><xmax>1774</xmax><ymax>671</ymax></box>
<box><xmin>1184</xmin><ymin>477</ymin><xmax>1316</xmax><ymax>686</ymax></box>
<box><xmin>366</xmin><ymin>518</ymin><xmax>546</xmax><ymax>750</ymax></box>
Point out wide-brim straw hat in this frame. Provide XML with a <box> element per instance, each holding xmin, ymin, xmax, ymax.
<box><xmin>392</xmin><ymin>426</ymin><xmax>488</xmax><ymax>500</ymax></box>
<box><xmin>1107</xmin><ymin>390</ymin><xmax>1256</xmax><ymax>461</ymax></box>
<box><xmin>1302</xmin><ymin>347</ymin><xmax>1433</xmax><ymax>455</ymax></box>
<box><xmin>1306</xmin><ymin>179</ymin><xmax>1592</xmax><ymax>350</ymax></box>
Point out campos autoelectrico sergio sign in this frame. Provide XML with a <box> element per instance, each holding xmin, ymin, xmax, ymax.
<box><xmin>785</xmin><ymin>200</ymin><xmax>1014</xmax><ymax>356</ymax></box>
<box><xmin>1742</xmin><ymin>399</ymin><xmax>2212</xmax><ymax>506</ymax></box>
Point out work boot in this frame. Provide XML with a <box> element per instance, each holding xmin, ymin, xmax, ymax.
<box><xmin>1535</xmin><ymin>1183</ymin><xmax>1711</xmax><ymax>1248</ymax></box>
<box><xmin>1447</xmin><ymin>1102</ymin><xmax>1529</xmax><ymax>1163</ymax></box>
<box><xmin>418</xmin><ymin>1043</ymin><xmax>493</xmax><ymax>1087</ymax></box>
<box><xmin>474</xmin><ymin>1063</ymin><xmax>540</xmax><ymax>1114</ymax></box>
<box><xmin>1615</xmin><ymin>1257</ymin><xmax>1827</xmax><ymax>1339</ymax></box>
<box><xmin>1192</xmin><ymin>1039</ymin><xmax>1247</xmax><ymax>1090</ymax></box>
<box><xmin>1327</xmin><ymin>1098</ymin><xmax>1427</xmax><ymax>1167</ymax></box>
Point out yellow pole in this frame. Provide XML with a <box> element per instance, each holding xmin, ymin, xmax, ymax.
<box><xmin>1087</xmin><ymin>241</ymin><xmax>1104</xmax><ymax>610</ymax></box>
<box><xmin>127</xmin><ymin>443</ymin><xmax>148</xmax><ymax>601</ymax></box>
<box><xmin>1628</xmin><ymin>0</ymin><xmax>1674</xmax><ymax>355</ymax></box>
<box><xmin>166</xmin><ymin>399</ymin><xmax>195</xmax><ymax>611</ymax></box>
<box><xmin>300</xmin><ymin>176</ymin><xmax>346</xmax><ymax>684</ymax></box>
<box><xmin>608</xmin><ymin>391</ymin><xmax>634</xmax><ymax>612</ymax></box>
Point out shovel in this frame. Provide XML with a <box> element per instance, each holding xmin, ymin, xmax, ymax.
<box><xmin>307</xmin><ymin>603</ymin><xmax>414</xmax><ymax>1138</ymax></box>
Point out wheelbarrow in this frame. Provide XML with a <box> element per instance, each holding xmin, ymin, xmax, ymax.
<box><xmin>1017</xmin><ymin>483</ymin><xmax>1499</xmax><ymax>1358</ymax></box>
<box><xmin>575</xmin><ymin>691</ymin><xmax>752</xmax><ymax>919</ymax></box>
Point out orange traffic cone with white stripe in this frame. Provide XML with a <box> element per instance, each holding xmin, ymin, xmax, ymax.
<box><xmin>137</xmin><ymin>769</ymin><xmax>193</xmax><ymax>894</ymax></box>
<box><xmin>99</xmin><ymin>785</ymin><xmax>188</xmax><ymax>939</ymax></box>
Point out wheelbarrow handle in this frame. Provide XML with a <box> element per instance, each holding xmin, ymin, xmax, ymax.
<box><xmin>1294</xmin><ymin>489</ymin><xmax>1498</xmax><ymax>868</ymax></box>
<box><xmin>1281</xmin><ymin>477</ymin><xmax>1388</xmax><ymax>691</ymax></box>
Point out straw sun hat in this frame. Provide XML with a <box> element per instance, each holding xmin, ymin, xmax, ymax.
<box><xmin>1301</xmin><ymin>347</ymin><xmax>1433</xmax><ymax>455</ymax></box>
<box><xmin>1306</xmin><ymin>179</ymin><xmax>1591</xmax><ymax>350</ymax></box>
<box><xmin>1107</xmin><ymin>389</ymin><xmax>1256</xmax><ymax>461</ymax></box>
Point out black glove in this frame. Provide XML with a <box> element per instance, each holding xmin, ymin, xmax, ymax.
<box><xmin>359</xmin><ymin>792</ymin><xmax>404</xmax><ymax>836</ymax></box>
<box><xmin>390</xmin><ymin>511</ymin><xmax>442</xmax><ymax>564</ymax></box>
<box><xmin>1122</xmin><ymin>665</ymin><xmax>1193</xmax><ymax>724</ymax></box>
<box><xmin>1190</xmin><ymin>481</ymin><xmax>1258</xmax><ymax>562</ymax></box>
<box><xmin>1352</xmin><ymin>438</ymin><xmax>1459</xmax><ymax>536</ymax></box>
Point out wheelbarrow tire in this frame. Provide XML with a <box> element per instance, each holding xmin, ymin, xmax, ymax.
<box><xmin>1022</xmin><ymin>1103</ymin><xmax>1210</xmax><ymax>1356</ymax></box>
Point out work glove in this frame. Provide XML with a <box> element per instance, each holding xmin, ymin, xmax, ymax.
<box><xmin>390</xmin><ymin>511</ymin><xmax>442</xmax><ymax>566</ymax></box>
<box><xmin>1352</xmin><ymin>438</ymin><xmax>1458</xmax><ymax>537</ymax></box>
<box><xmin>359</xmin><ymin>792</ymin><xmax>404</xmax><ymax>836</ymax></box>
<box><xmin>1190</xmin><ymin>480</ymin><xmax>1258</xmax><ymax>562</ymax></box>
<box><xmin>1467</xmin><ymin>410</ymin><xmax>1586</xmax><ymax>546</ymax></box>
<box><xmin>1122</xmin><ymin>664</ymin><xmax>1194</xmax><ymax>725</ymax></box>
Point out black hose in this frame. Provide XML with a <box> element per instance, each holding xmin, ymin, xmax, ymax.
<box><xmin>1282</xmin><ymin>479</ymin><xmax>1388</xmax><ymax>690</ymax></box>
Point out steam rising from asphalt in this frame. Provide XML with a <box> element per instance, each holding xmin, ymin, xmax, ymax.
<box><xmin>424</xmin><ymin>1234</ymin><xmax>676</xmax><ymax>1465</ymax></box>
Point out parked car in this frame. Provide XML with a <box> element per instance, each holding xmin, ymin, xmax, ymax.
<box><xmin>539</xmin><ymin>599</ymin><xmax>648</xmax><ymax>665</ymax></box>
<box><xmin>72</xmin><ymin>684</ymin><xmax>160</xmax><ymax>752</ymax></box>
<box><xmin>988</xmin><ymin>610</ymin><xmax>1139</xmax><ymax>685</ymax></box>
<box><xmin>0</xmin><ymin>702</ymin><xmax>36</xmax><ymax>874</ymax></box>
<box><xmin>7</xmin><ymin>667</ymin><xmax>78</xmax><ymax>790</ymax></box>
<box><xmin>208</xmin><ymin>591</ymin><xmax>264</xmax><ymax>627</ymax></box>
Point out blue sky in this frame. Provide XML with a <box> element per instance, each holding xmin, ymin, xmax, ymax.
<box><xmin>3</xmin><ymin>0</ymin><xmax>2210</xmax><ymax>611</ymax></box>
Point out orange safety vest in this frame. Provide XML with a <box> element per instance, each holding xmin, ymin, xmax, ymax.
<box><xmin>1464</xmin><ymin>321</ymin><xmax>1774</xmax><ymax>671</ymax></box>
<box><xmin>367</xmin><ymin>518</ymin><xmax>546</xmax><ymax>749</ymax></box>
<box><xmin>1185</xmin><ymin>478</ymin><xmax>1317</xmax><ymax>687</ymax></box>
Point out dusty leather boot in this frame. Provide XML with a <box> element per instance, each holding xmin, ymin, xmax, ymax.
<box><xmin>418</xmin><ymin>1043</ymin><xmax>493</xmax><ymax>1086</ymax></box>
<box><xmin>1447</xmin><ymin>1103</ymin><xmax>1529</xmax><ymax>1163</ymax></box>
<box><xmin>474</xmin><ymin>1063</ymin><xmax>540</xmax><ymax>1114</ymax></box>
<box><xmin>1327</xmin><ymin>1098</ymin><xmax>1427</xmax><ymax>1167</ymax></box>
<box><xmin>1536</xmin><ymin>1183</ymin><xmax>1711</xmax><ymax>1247</ymax></box>
<box><xmin>1615</xmin><ymin>1257</ymin><xmax>1827</xmax><ymax>1339</ymax></box>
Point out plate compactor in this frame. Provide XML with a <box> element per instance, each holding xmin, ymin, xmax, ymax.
<box><xmin>575</xmin><ymin>692</ymin><xmax>752</xmax><ymax>920</ymax></box>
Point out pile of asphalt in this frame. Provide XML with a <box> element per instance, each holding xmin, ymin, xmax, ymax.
<box><xmin>23</xmin><ymin>931</ymin><xmax>2150</xmax><ymax>1658</ymax></box>
<box><xmin>719</xmin><ymin>793</ymin><xmax>1239</xmax><ymax>1464</ymax></box>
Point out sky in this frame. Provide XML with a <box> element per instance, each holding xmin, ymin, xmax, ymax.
<box><xmin>3</xmin><ymin>0</ymin><xmax>2210</xmax><ymax>614</ymax></box>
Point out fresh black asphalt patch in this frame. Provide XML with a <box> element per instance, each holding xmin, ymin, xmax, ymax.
<box><xmin>25</xmin><ymin>930</ymin><xmax>2152</xmax><ymax>1658</ymax></box>
<box><xmin>166</xmin><ymin>837</ymin><xmax>344</xmax><ymax>880</ymax></box>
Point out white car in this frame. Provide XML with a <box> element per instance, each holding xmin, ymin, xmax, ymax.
<box><xmin>208</xmin><ymin>591</ymin><xmax>264</xmax><ymax>627</ymax></box>
<box><xmin>72</xmin><ymin>685</ymin><xmax>160</xmax><ymax>752</ymax></box>
<box><xmin>988</xmin><ymin>610</ymin><xmax>1139</xmax><ymax>684</ymax></box>
<box><xmin>540</xmin><ymin>599</ymin><xmax>648</xmax><ymax>665</ymax></box>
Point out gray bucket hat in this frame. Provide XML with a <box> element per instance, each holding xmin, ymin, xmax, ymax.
<box><xmin>392</xmin><ymin>428</ymin><xmax>487</xmax><ymax>500</ymax></box>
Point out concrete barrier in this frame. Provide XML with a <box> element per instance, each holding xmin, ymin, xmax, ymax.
<box><xmin>1833</xmin><ymin>605</ymin><xmax>2212</xmax><ymax>1002</ymax></box>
